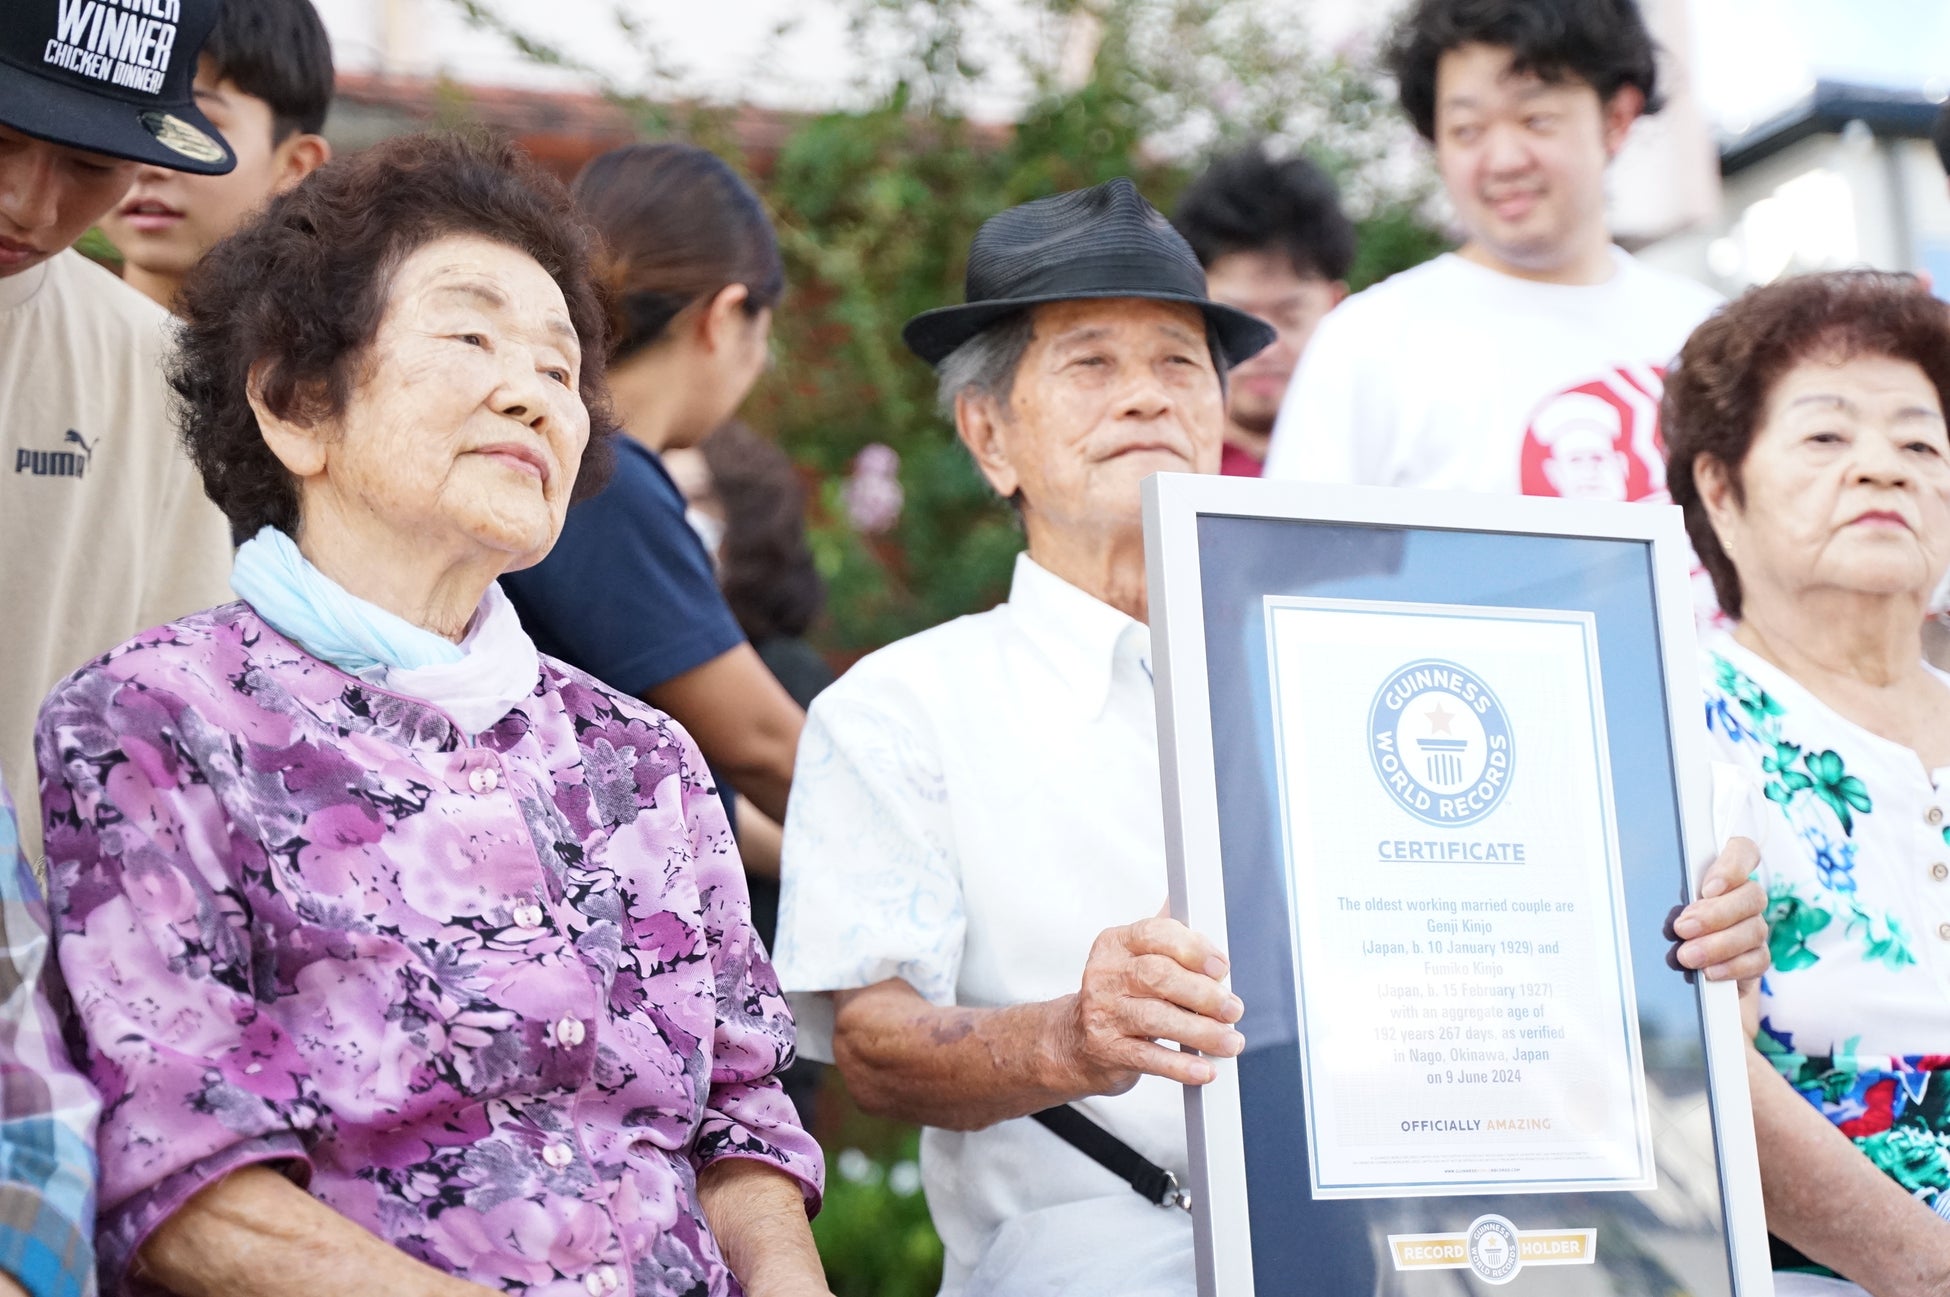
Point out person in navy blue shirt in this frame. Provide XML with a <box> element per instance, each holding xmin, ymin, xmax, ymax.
<box><xmin>502</xmin><ymin>143</ymin><xmax>804</xmax><ymax>832</ymax></box>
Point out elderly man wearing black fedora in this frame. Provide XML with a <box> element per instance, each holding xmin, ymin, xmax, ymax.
<box><xmin>773</xmin><ymin>180</ymin><xmax>1246</xmax><ymax>1295</ymax></box>
<box><xmin>772</xmin><ymin>179</ymin><xmax>1770</xmax><ymax>1296</ymax></box>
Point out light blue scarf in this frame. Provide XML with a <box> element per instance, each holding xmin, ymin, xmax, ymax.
<box><xmin>232</xmin><ymin>526</ymin><xmax>464</xmax><ymax>673</ymax></box>
<box><xmin>231</xmin><ymin>526</ymin><xmax>540</xmax><ymax>733</ymax></box>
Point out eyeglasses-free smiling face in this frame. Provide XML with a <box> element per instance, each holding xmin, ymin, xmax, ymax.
<box><xmin>1705</xmin><ymin>353</ymin><xmax>1950</xmax><ymax>611</ymax></box>
<box><xmin>1431</xmin><ymin>42</ymin><xmax>1638</xmax><ymax>280</ymax></box>
<box><xmin>268</xmin><ymin>232</ymin><xmax>592</xmax><ymax>576</ymax></box>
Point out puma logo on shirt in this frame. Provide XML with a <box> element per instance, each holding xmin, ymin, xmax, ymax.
<box><xmin>15</xmin><ymin>429</ymin><xmax>98</xmax><ymax>478</ymax></box>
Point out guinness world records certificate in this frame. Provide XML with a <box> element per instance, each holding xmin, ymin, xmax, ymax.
<box><xmin>1141</xmin><ymin>475</ymin><xmax>1770</xmax><ymax>1297</ymax></box>
<box><xmin>1265</xmin><ymin>600</ymin><xmax>1655</xmax><ymax>1198</ymax></box>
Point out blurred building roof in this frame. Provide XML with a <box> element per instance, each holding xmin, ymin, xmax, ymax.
<box><xmin>325</xmin><ymin>71</ymin><xmax>810</xmax><ymax>179</ymax></box>
<box><xmin>1720</xmin><ymin>79</ymin><xmax>1944</xmax><ymax>175</ymax></box>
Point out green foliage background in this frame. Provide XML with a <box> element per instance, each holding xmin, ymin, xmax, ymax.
<box><xmin>440</xmin><ymin>4</ymin><xmax>1449</xmax><ymax>1290</ymax></box>
<box><xmin>752</xmin><ymin>2</ymin><xmax>1448</xmax><ymax>652</ymax></box>
<box><xmin>450</xmin><ymin>0</ymin><xmax>1448</xmax><ymax>655</ymax></box>
<box><xmin>810</xmin><ymin>1127</ymin><xmax>942</xmax><ymax>1297</ymax></box>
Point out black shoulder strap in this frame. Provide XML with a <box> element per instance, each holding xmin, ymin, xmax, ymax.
<box><xmin>1030</xmin><ymin>1104</ymin><xmax>1192</xmax><ymax>1211</ymax></box>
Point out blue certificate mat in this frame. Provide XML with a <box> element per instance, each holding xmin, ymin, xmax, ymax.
<box><xmin>1142</xmin><ymin>476</ymin><xmax>1768</xmax><ymax>1296</ymax></box>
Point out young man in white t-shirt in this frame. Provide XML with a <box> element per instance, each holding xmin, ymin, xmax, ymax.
<box><xmin>1263</xmin><ymin>0</ymin><xmax>1721</xmax><ymax>499</ymax></box>
<box><xmin>1</xmin><ymin>0</ymin><xmax>239</xmax><ymax>865</ymax></box>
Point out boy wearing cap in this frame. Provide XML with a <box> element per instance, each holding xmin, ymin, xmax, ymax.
<box><xmin>1262</xmin><ymin>0</ymin><xmax>1720</xmax><ymax>509</ymax></box>
<box><xmin>0</xmin><ymin>0</ymin><xmax>238</xmax><ymax>867</ymax></box>
<box><xmin>102</xmin><ymin>0</ymin><xmax>332</xmax><ymax>311</ymax></box>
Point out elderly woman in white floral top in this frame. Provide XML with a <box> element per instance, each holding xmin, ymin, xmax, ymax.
<box><xmin>1667</xmin><ymin>270</ymin><xmax>1950</xmax><ymax>1295</ymax></box>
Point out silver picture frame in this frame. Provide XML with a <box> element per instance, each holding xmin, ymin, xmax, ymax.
<box><xmin>1141</xmin><ymin>472</ymin><xmax>1771</xmax><ymax>1296</ymax></box>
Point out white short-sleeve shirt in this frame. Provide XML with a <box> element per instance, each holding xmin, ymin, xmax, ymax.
<box><xmin>775</xmin><ymin>552</ymin><xmax>1189</xmax><ymax>1293</ymax></box>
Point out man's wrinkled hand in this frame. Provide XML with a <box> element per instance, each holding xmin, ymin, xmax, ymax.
<box><xmin>1060</xmin><ymin>908</ymin><xmax>1245</xmax><ymax>1097</ymax></box>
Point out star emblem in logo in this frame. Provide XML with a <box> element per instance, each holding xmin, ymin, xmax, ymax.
<box><xmin>1368</xmin><ymin>659</ymin><xmax>1514</xmax><ymax>827</ymax></box>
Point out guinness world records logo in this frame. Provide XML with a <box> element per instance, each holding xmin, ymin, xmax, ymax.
<box><xmin>1369</xmin><ymin>659</ymin><xmax>1514</xmax><ymax>827</ymax></box>
<box><xmin>1467</xmin><ymin>1214</ymin><xmax>1523</xmax><ymax>1284</ymax></box>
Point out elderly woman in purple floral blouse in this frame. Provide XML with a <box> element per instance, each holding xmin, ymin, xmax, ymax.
<box><xmin>32</xmin><ymin>133</ymin><xmax>828</xmax><ymax>1297</ymax></box>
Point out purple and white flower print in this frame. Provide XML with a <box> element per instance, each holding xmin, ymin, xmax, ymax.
<box><xmin>36</xmin><ymin>603</ymin><xmax>822</xmax><ymax>1296</ymax></box>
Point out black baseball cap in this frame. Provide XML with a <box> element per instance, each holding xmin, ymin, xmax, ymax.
<box><xmin>0</xmin><ymin>0</ymin><xmax>235</xmax><ymax>175</ymax></box>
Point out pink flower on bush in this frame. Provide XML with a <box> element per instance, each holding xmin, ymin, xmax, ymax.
<box><xmin>842</xmin><ymin>443</ymin><xmax>904</xmax><ymax>535</ymax></box>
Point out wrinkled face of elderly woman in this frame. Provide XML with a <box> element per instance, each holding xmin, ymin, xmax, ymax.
<box><xmin>1702</xmin><ymin>352</ymin><xmax>1950</xmax><ymax>607</ymax></box>
<box><xmin>959</xmin><ymin>297</ymin><xmax>1225</xmax><ymax>539</ymax></box>
<box><xmin>262</xmin><ymin>232</ymin><xmax>591</xmax><ymax>571</ymax></box>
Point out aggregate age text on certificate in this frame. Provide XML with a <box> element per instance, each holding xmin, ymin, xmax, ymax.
<box><xmin>1264</xmin><ymin>598</ymin><xmax>1656</xmax><ymax>1200</ymax></box>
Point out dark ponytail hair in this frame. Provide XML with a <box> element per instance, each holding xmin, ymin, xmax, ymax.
<box><xmin>573</xmin><ymin>142</ymin><xmax>784</xmax><ymax>363</ymax></box>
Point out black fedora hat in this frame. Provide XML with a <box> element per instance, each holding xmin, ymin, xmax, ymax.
<box><xmin>903</xmin><ymin>177</ymin><xmax>1274</xmax><ymax>367</ymax></box>
<box><xmin>0</xmin><ymin>0</ymin><xmax>234</xmax><ymax>175</ymax></box>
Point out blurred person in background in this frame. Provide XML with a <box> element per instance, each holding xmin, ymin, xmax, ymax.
<box><xmin>668</xmin><ymin>419</ymin><xmax>834</xmax><ymax>1121</ymax></box>
<box><xmin>39</xmin><ymin>132</ymin><xmax>828</xmax><ymax>1297</ymax></box>
<box><xmin>1263</xmin><ymin>0</ymin><xmax>1720</xmax><ymax>521</ymax></box>
<box><xmin>1</xmin><ymin>0</ymin><xmax>238</xmax><ymax>865</ymax></box>
<box><xmin>684</xmin><ymin>422</ymin><xmax>835</xmax><ymax>713</ymax></box>
<box><xmin>1670</xmin><ymin>271</ymin><xmax>1950</xmax><ymax>1297</ymax></box>
<box><xmin>101</xmin><ymin>0</ymin><xmax>333</xmax><ymax>312</ymax></box>
<box><xmin>501</xmin><ymin>143</ymin><xmax>806</xmax><ymax>837</ymax></box>
<box><xmin>1172</xmin><ymin>143</ymin><xmax>1353</xmax><ymax>477</ymax></box>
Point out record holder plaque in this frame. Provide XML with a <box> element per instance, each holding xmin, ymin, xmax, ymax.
<box><xmin>1141</xmin><ymin>475</ymin><xmax>1769</xmax><ymax>1296</ymax></box>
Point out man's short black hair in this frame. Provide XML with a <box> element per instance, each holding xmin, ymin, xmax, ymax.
<box><xmin>1933</xmin><ymin>101</ymin><xmax>1950</xmax><ymax>177</ymax></box>
<box><xmin>1386</xmin><ymin>0</ymin><xmax>1663</xmax><ymax>143</ymax></box>
<box><xmin>1173</xmin><ymin>144</ymin><xmax>1357</xmax><ymax>283</ymax></box>
<box><xmin>202</xmin><ymin>0</ymin><xmax>335</xmax><ymax>142</ymax></box>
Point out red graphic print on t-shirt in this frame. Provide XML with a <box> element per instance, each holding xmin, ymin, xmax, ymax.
<box><xmin>1518</xmin><ymin>364</ymin><xmax>1669</xmax><ymax>502</ymax></box>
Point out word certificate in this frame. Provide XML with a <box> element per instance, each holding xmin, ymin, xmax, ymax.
<box><xmin>1264</xmin><ymin>597</ymin><xmax>1656</xmax><ymax>1200</ymax></box>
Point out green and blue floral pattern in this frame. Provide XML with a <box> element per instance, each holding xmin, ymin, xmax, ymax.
<box><xmin>1707</xmin><ymin>652</ymin><xmax>1911</xmax><ymax>970</ymax></box>
<box><xmin>1704</xmin><ymin>639</ymin><xmax>1950</xmax><ymax>1230</ymax></box>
